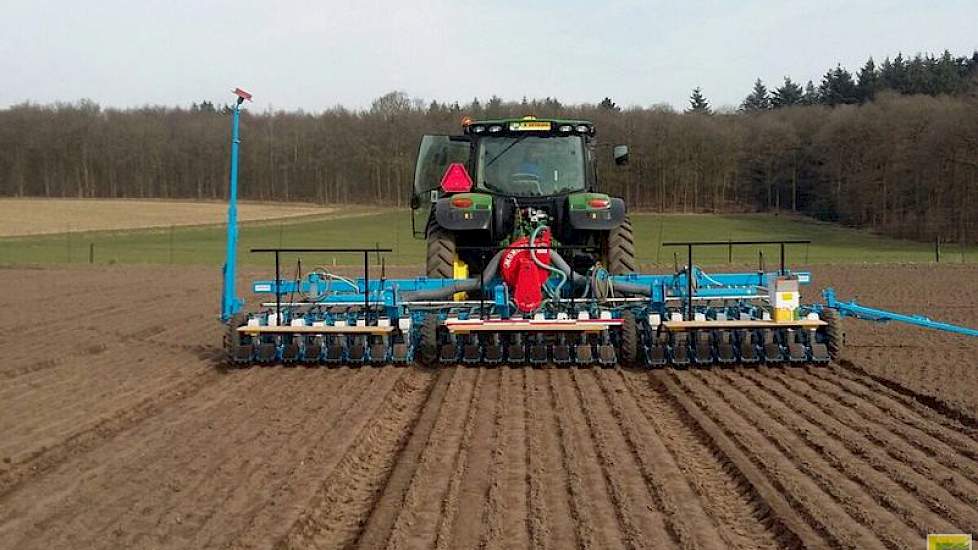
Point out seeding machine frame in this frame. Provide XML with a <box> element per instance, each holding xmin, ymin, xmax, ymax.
<box><xmin>219</xmin><ymin>90</ymin><xmax>978</xmax><ymax>368</ymax></box>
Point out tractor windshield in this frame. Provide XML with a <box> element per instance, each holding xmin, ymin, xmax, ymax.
<box><xmin>477</xmin><ymin>136</ymin><xmax>586</xmax><ymax>197</ymax></box>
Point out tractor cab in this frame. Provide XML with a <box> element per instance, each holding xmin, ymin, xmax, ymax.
<box><xmin>411</xmin><ymin>116</ymin><xmax>634</xmax><ymax>278</ymax></box>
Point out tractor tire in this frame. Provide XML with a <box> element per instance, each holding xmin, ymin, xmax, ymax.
<box><xmin>606</xmin><ymin>215</ymin><xmax>638</xmax><ymax>275</ymax></box>
<box><xmin>426</xmin><ymin>217</ymin><xmax>456</xmax><ymax>279</ymax></box>
<box><xmin>417</xmin><ymin>313</ymin><xmax>439</xmax><ymax>367</ymax></box>
<box><xmin>223</xmin><ymin>313</ymin><xmax>248</xmax><ymax>366</ymax></box>
<box><xmin>620</xmin><ymin>311</ymin><xmax>639</xmax><ymax>366</ymax></box>
<box><xmin>823</xmin><ymin>308</ymin><xmax>844</xmax><ymax>360</ymax></box>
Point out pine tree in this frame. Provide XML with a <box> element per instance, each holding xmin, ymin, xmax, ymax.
<box><xmin>880</xmin><ymin>53</ymin><xmax>909</xmax><ymax>93</ymax></box>
<box><xmin>741</xmin><ymin>79</ymin><xmax>771</xmax><ymax>111</ymax></box>
<box><xmin>686</xmin><ymin>87</ymin><xmax>711</xmax><ymax>114</ymax></box>
<box><xmin>801</xmin><ymin>80</ymin><xmax>821</xmax><ymax>105</ymax></box>
<box><xmin>819</xmin><ymin>65</ymin><xmax>859</xmax><ymax>105</ymax></box>
<box><xmin>771</xmin><ymin>77</ymin><xmax>804</xmax><ymax>108</ymax></box>
<box><xmin>932</xmin><ymin>50</ymin><xmax>962</xmax><ymax>95</ymax></box>
<box><xmin>599</xmin><ymin>97</ymin><xmax>621</xmax><ymax>112</ymax></box>
<box><xmin>856</xmin><ymin>58</ymin><xmax>879</xmax><ymax>102</ymax></box>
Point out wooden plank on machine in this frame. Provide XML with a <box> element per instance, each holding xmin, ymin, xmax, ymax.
<box><xmin>662</xmin><ymin>319</ymin><xmax>826</xmax><ymax>331</ymax></box>
<box><xmin>446</xmin><ymin>319</ymin><xmax>621</xmax><ymax>334</ymax></box>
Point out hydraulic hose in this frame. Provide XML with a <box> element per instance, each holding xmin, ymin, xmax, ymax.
<box><xmin>529</xmin><ymin>225</ymin><xmax>567</xmax><ymax>299</ymax></box>
<box><xmin>399</xmin><ymin>249</ymin><xmax>506</xmax><ymax>302</ymax></box>
<box><xmin>548</xmin><ymin>250</ymin><xmax>651</xmax><ymax>296</ymax></box>
<box><xmin>398</xmin><ymin>246</ymin><xmax>651</xmax><ymax>302</ymax></box>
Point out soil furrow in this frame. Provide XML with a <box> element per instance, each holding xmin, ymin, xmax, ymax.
<box><xmin>349</xmin><ymin>367</ymin><xmax>457</xmax><ymax>550</ymax></box>
<box><xmin>0</xmin><ymin>367</ymin><xmax>223</xmax><ymax>500</ymax></box>
<box><xmin>758</xmin><ymin>368</ymin><xmax>978</xmax><ymax>525</ymax></box>
<box><xmin>697</xmin><ymin>369</ymin><xmax>915</xmax><ymax>548</ymax></box>
<box><xmin>777</xmin><ymin>368</ymin><xmax>978</xmax><ymax>491</ymax></box>
<box><xmin>548</xmin><ymin>368</ymin><xmax>628</xmax><ymax>550</ymax></box>
<box><xmin>661</xmin><ymin>369</ymin><xmax>877</xmax><ymax>548</ymax></box>
<box><xmin>618</xmin><ymin>370</ymin><xmax>783</xmax><ymax>550</ymax></box>
<box><xmin>382</xmin><ymin>368</ymin><xmax>481</xmax><ymax>550</ymax></box>
<box><xmin>727</xmin><ymin>368</ymin><xmax>960</xmax><ymax>536</ymax></box>
<box><xmin>570</xmin><ymin>368</ymin><xmax>675</xmax><ymax>549</ymax></box>
<box><xmin>477</xmin><ymin>367</ymin><xmax>530</xmax><ymax>550</ymax></box>
<box><xmin>433</xmin><ymin>368</ymin><xmax>489</xmax><ymax>550</ymax></box>
<box><xmin>524</xmin><ymin>368</ymin><xmax>578</xmax><ymax>550</ymax></box>
<box><xmin>806</xmin><ymin>368</ymin><xmax>978</xmax><ymax>463</ymax></box>
<box><xmin>444</xmin><ymin>367</ymin><xmax>502</xmax><ymax>550</ymax></box>
<box><xmin>274</xmin><ymin>368</ymin><xmax>436</xmax><ymax>550</ymax></box>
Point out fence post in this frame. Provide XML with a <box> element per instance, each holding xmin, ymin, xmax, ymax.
<box><xmin>89</xmin><ymin>243</ymin><xmax>94</xmax><ymax>264</ymax></box>
<box><xmin>935</xmin><ymin>236</ymin><xmax>940</xmax><ymax>263</ymax></box>
<box><xmin>169</xmin><ymin>225</ymin><xmax>175</xmax><ymax>264</ymax></box>
<box><xmin>728</xmin><ymin>240</ymin><xmax>732</xmax><ymax>264</ymax></box>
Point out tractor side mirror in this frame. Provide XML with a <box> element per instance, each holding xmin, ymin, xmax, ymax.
<box><xmin>410</xmin><ymin>194</ymin><xmax>421</xmax><ymax>210</ymax></box>
<box><xmin>613</xmin><ymin>145</ymin><xmax>629</xmax><ymax>166</ymax></box>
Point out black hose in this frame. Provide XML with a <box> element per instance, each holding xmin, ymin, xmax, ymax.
<box><xmin>400</xmin><ymin>249</ymin><xmax>505</xmax><ymax>302</ymax></box>
<box><xmin>399</xmin><ymin>247</ymin><xmax>651</xmax><ymax>302</ymax></box>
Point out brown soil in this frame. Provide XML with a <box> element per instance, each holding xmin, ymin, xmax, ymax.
<box><xmin>0</xmin><ymin>264</ymin><xmax>976</xmax><ymax>549</ymax></box>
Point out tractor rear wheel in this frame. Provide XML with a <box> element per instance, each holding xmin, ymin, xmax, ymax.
<box><xmin>426</xmin><ymin>217</ymin><xmax>456</xmax><ymax>279</ymax></box>
<box><xmin>823</xmin><ymin>308</ymin><xmax>844</xmax><ymax>360</ymax></box>
<box><xmin>606</xmin><ymin>215</ymin><xmax>637</xmax><ymax>274</ymax></box>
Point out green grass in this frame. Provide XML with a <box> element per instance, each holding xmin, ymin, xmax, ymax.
<box><xmin>0</xmin><ymin>210</ymin><xmax>974</xmax><ymax>267</ymax></box>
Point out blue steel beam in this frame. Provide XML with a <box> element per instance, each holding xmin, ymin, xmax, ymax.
<box><xmin>824</xmin><ymin>288</ymin><xmax>978</xmax><ymax>338</ymax></box>
<box><xmin>221</xmin><ymin>96</ymin><xmax>246</xmax><ymax>322</ymax></box>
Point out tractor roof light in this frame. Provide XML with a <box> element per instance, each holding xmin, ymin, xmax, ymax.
<box><xmin>488</xmin><ymin>125</ymin><xmax>503</xmax><ymax>133</ymax></box>
<box><xmin>558</xmin><ymin>124</ymin><xmax>573</xmax><ymax>132</ymax></box>
<box><xmin>440</xmin><ymin>163</ymin><xmax>474</xmax><ymax>193</ymax></box>
<box><xmin>575</xmin><ymin>124</ymin><xmax>590</xmax><ymax>134</ymax></box>
<box><xmin>471</xmin><ymin>125</ymin><xmax>486</xmax><ymax>134</ymax></box>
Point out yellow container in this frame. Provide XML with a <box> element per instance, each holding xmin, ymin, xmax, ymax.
<box><xmin>774</xmin><ymin>308</ymin><xmax>795</xmax><ymax>323</ymax></box>
<box><xmin>453</xmin><ymin>258</ymin><xmax>469</xmax><ymax>301</ymax></box>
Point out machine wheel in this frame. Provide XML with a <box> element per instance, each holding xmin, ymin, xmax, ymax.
<box><xmin>606</xmin><ymin>215</ymin><xmax>638</xmax><ymax>274</ymax></box>
<box><xmin>417</xmin><ymin>313</ymin><xmax>439</xmax><ymax>366</ymax></box>
<box><xmin>620</xmin><ymin>311</ymin><xmax>639</xmax><ymax>366</ymax></box>
<box><xmin>223</xmin><ymin>313</ymin><xmax>248</xmax><ymax>365</ymax></box>
<box><xmin>823</xmin><ymin>308</ymin><xmax>844</xmax><ymax>359</ymax></box>
<box><xmin>426</xmin><ymin>216</ymin><xmax>456</xmax><ymax>279</ymax></box>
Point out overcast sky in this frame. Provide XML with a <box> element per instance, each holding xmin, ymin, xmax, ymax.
<box><xmin>2</xmin><ymin>0</ymin><xmax>977</xmax><ymax>112</ymax></box>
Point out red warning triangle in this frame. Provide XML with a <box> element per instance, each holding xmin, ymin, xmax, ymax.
<box><xmin>440</xmin><ymin>163</ymin><xmax>473</xmax><ymax>193</ymax></box>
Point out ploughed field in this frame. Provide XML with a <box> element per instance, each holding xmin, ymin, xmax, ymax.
<box><xmin>0</xmin><ymin>264</ymin><xmax>976</xmax><ymax>549</ymax></box>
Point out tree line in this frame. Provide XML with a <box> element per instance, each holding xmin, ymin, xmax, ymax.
<box><xmin>0</xmin><ymin>50</ymin><xmax>976</xmax><ymax>245</ymax></box>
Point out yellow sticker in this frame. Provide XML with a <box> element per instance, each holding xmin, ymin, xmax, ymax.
<box><xmin>779</xmin><ymin>292</ymin><xmax>796</xmax><ymax>302</ymax></box>
<box><xmin>928</xmin><ymin>534</ymin><xmax>972</xmax><ymax>550</ymax></box>
<box><xmin>509</xmin><ymin>120</ymin><xmax>552</xmax><ymax>131</ymax></box>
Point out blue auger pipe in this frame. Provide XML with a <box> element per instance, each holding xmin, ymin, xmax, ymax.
<box><xmin>823</xmin><ymin>288</ymin><xmax>978</xmax><ymax>338</ymax></box>
<box><xmin>221</xmin><ymin>92</ymin><xmax>248</xmax><ymax>322</ymax></box>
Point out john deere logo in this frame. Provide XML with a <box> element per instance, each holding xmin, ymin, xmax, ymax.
<box><xmin>928</xmin><ymin>534</ymin><xmax>972</xmax><ymax>550</ymax></box>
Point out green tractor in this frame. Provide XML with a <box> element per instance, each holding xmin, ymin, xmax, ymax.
<box><xmin>411</xmin><ymin>116</ymin><xmax>635</xmax><ymax>279</ymax></box>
